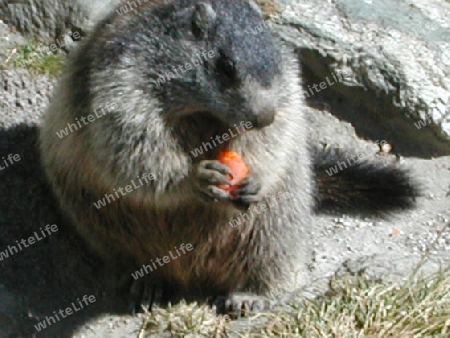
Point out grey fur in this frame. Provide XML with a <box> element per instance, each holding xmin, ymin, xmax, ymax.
<box><xmin>39</xmin><ymin>0</ymin><xmax>417</xmax><ymax>315</ymax></box>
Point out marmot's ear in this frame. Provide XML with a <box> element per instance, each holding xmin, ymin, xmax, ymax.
<box><xmin>191</xmin><ymin>3</ymin><xmax>217</xmax><ymax>39</ymax></box>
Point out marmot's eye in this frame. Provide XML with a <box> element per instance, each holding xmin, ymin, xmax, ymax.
<box><xmin>216</xmin><ymin>51</ymin><xmax>236</xmax><ymax>80</ymax></box>
<box><xmin>215</xmin><ymin>50</ymin><xmax>237</xmax><ymax>90</ymax></box>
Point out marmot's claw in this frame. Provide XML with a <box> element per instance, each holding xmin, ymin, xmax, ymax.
<box><xmin>128</xmin><ymin>279</ymin><xmax>163</xmax><ymax>314</ymax></box>
<box><xmin>233</xmin><ymin>176</ymin><xmax>262</xmax><ymax>205</ymax></box>
<box><xmin>211</xmin><ymin>292</ymin><xmax>274</xmax><ymax>319</ymax></box>
<box><xmin>195</xmin><ymin>160</ymin><xmax>232</xmax><ymax>202</ymax></box>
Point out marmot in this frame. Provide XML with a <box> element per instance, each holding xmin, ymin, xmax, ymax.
<box><xmin>39</xmin><ymin>0</ymin><xmax>418</xmax><ymax>316</ymax></box>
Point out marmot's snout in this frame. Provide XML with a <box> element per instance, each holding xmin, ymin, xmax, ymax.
<box><xmin>251</xmin><ymin>108</ymin><xmax>276</xmax><ymax>129</ymax></box>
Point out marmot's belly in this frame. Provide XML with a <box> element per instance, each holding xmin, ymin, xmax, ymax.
<box><xmin>122</xmin><ymin>207</ymin><xmax>252</xmax><ymax>289</ymax></box>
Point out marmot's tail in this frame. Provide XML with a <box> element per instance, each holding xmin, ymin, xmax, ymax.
<box><xmin>312</xmin><ymin>146</ymin><xmax>420</xmax><ymax>216</ymax></box>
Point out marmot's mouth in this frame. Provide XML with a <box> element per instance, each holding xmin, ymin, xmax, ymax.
<box><xmin>198</xmin><ymin>125</ymin><xmax>232</xmax><ymax>159</ymax></box>
<box><xmin>192</xmin><ymin>114</ymin><xmax>251</xmax><ymax>159</ymax></box>
<box><xmin>176</xmin><ymin>112</ymin><xmax>252</xmax><ymax>160</ymax></box>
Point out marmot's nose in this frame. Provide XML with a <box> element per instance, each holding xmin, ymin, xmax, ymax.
<box><xmin>253</xmin><ymin>109</ymin><xmax>275</xmax><ymax>129</ymax></box>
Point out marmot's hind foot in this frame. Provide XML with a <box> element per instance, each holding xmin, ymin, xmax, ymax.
<box><xmin>128</xmin><ymin>278</ymin><xmax>163</xmax><ymax>314</ymax></box>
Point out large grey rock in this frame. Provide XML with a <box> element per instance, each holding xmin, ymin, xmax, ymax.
<box><xmin>1</xmin><ymin>0</ymin><xmax>449</xmax><ymax>155</ymax></box>
<box><xmin>0</xmin><ymin>0</ymin><xmax>120</xmax><ymax>44</ymax></box>
<box><xmin>271</xmin><ymin>0</ymin><xmax>450</xmax><ymax>156</ymax></box>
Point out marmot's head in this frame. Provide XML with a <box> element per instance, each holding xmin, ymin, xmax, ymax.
<box><xmin>106</xmin><ymin>0</ymin><xmax>286</xmax><ymax>129</ymax></box>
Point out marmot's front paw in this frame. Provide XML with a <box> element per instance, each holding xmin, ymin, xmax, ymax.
<box><xmin>194</xmin><ymin>160</ymin><xmax>233</xmax><ymax>202</ymax></box>
<box><xmin>211</xmin><ymin>292</ymin><xmax>275</xmax><ymax>319</ymax></box>
<box><xmin>233</xmin><ymin>176</ymin><xmax>262</xmax><ymax>205</ymax></box>
<box><xmin>194</xmin><ymin>160</ymin><xmax>262</xmax><ymax>207</ymax></box>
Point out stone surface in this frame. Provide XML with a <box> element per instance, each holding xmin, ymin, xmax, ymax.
<box><xmin>0</xmin><ymin>19</ymin><xmax>26</xmax><ymax>65</ymax></box>
<box><xmin>0</xmin><ymin>69</ymin><xmax>55</xmax><ymax>126</ymax></box>
<box><xmin>0</xmin><ymin>0</ymin><xmax>120</xmax><ymax>48</ymax></box>
<box><xmin>2</xmin><ymin>0</ymin><xmax>448</xmax><ymax>155</ymax></box>
<box><xmin>271</xmin><ymin>0</ymin><xmax>450</xmax><ymax>157</ymax></box>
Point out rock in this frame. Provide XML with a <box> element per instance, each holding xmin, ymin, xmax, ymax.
<box><xmin>0</xmin><ymin>69</ymin><xmax>55</xmax><ymax>127</ymax></box>
<box><xmin>0</xmin><ymin>0</ymin><xmax>120</xmax><ymax>48</ymax></box>
<box><xmin>0</xmin><ymin>19</ymin><xmax>26</xmax><ymax>65</ymax></box>
<box><xmin>271</xmin><ymin>0</ymin><xmax>450</xmax><ymax>157</ymax></box>
<box><xmin>1</xmin><ymin>0</ymin><xmax>449</xmax><ymax>155</ymax></box>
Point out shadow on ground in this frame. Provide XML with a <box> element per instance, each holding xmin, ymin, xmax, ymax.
<box><xmin>0</xmin><ymin>124</ymin><xmax>130</xmax><ymax>338</ymax></box>
<box><xmin>299</xmin><ymin>49</ymin><xmax>450</xmax><ymax>159</ymax></box>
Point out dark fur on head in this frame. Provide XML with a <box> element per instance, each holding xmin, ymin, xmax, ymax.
<box><xmin>93</xmin><ymin>0</ymin><xmax>283</xmax><ymax>129</ymax></box>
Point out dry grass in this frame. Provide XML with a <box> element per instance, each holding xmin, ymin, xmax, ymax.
<box><xmin>298</xmin><ymin>271</ymin><xmax>450</xmax><ymax>338</ymax></box>
<box><xmin>1</xmin><ymin>40</ymin><xmax>64</xmax><ymax>77</ymax></box>
<box><xmin>139</xmin><ymin>268</ymin><xmax>450</xmax><ymax>337</ymax></box>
